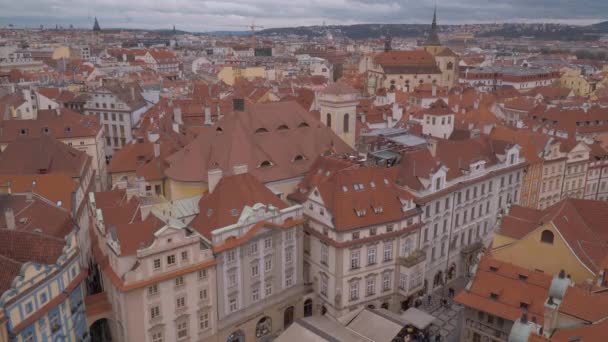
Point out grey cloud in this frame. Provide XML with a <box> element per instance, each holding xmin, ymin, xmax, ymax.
<box><xmin>0</xmin><ymin>0</ymin><xmax>606</xmax><ymax>31</ymax></box>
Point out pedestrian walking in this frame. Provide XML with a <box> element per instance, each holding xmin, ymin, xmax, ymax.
<box><xmin>427</xmin><ymin>294</ymin><xmax>432</xmax><ymax>306</ymax></box>
<box><xmin>435</xmin><ymin>333</ymin><xmax>441</xmax><ymax>342</ymax></box>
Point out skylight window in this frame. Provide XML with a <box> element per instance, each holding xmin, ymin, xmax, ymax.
<box><xmin>342</xmin><ymin>186</ymin><xmax>348</xmax><ymax>192</ymax></box>
<box><xmin>370</xmin><ymin>181</ymin><xmax>376</xmax><ymax>188</ymax></box>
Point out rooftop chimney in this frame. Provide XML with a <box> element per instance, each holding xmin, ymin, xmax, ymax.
<box><xmin>233</xmin><ymin>164</ymin><xmax>248</xmax><ymax>175</ymax></box>
<box><xmin>233</xmin><ymin>98</ymin><xmax>245</xmax><ymax>112</ymax></box>
<box><xmin>4</xmin><ymin>208</ymin><xmax>15</xmax><ymax>230</ymax></box>
<box><xmin>153</xmin><ymin>141</ymin><xmax>160</xmax><ymax>158</ymax></box>
<box><xmin>204</xmin><ymin>106</ymin><xmax>212</xmax><ymax>125</ymax></box>
<box><xmin>174</xmin><ymin>107</ymin><xmax>183</xmax><ymax>125</ymax></box>
<box><xmin>208</xmin><ymin>168</ymin><xmax>223</xmax><ymax>193</ymax></box>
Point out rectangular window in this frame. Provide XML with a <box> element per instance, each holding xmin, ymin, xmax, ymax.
<box><xmin>320</xmin><ymin>276</ymin><xmax>328</xmax><ymax>297</ymax></box>
<box><xmin>199</xmin><ymin>289</ymin><xmax>207</xmax><ymax>301</ymax></box>
<box><xmin>150</xmin><ymin>306</ymin><xmax>160</xmax><ymax>319</ymax></box>
<box><xmin>265</xmin><ymin>282</ymin><xmax>272</xmax><ymax>296</ymax></box>
<box><xmin>228</xmin><ymin>271</ymin><xmax>237</xmax><ymax>287</ymax></box>
<box><xmin>250</xmin><ymin>242</ymin><xmax>258</xmax><ymax>255</ymax></box>
<box><xmin>264</xmin><ymin>237</ymin><xmax>272</xmax><ymax>249</ymax></box>
<box><xmin>199</xmin><ymin>312</ymin><xmax>209</xmax><ymax>330</ymax></box>
<box><xmin>252</xmin><ymin>287</ymin><xmax>260</xmax><ymax>302</ymax></box>
<box><xmin>382</xmin><ymin>273</ymin><xmax>391</xmax><ymax>291</ymax></box>
<box><xmin>285</xmin><ymin>248</ymin><xmax>293</xmax><ymax>263</ymax></box>
<box><xmin>264</xmin><ymin>257</ymin><xmax>272</xmax><ymax>272</ymax></box>
<box><xmin>181</xmin><ymin>251</ymin><xmax>188</xmax><ymax>261</ymax></box>
<box><xmin>177</xmin><ymin>321</ymin><xmax>188</xmax><ymax>339</ymax></box>
<box><xmin>229</xmin><ymin>298</ymin><xmax>238</xmax><ymax>312</ymax></box>
<box><xmin>320</xmin><ymin>244</ymin><xmax>328</xmax><ymax>265</ymax></box>
<box><xmin>198</xmin><ymin>269</ymin><xmax>207</xmax><ymax>280</ymax></box>
<box><xmin>367</xmin><ymin>246</ymin><xmax>377</xmax><ymax>265</ymax></box>
<box><xmin>167</xmin><ymin>255</ymin><xmax>176</xmax><ymax>266</ymax></box>
<box><xmin>399</xmin><ymin>273</ymin><xmax>408</xmax><ymax>290</ymax></box>
<box><xmin>252</xmin><ymin>263</ymin><xmax>259</xmax><ymax>277</ymax></box>
<box><xmin>350</xmin><ymin>282</ymin><xmax>359</xmax><ymax>301</ymax></box>
<box><xmin>176</xmin><ymin>296</ymin><xmax>186</xmax><ymax>309</ymax></box>
<box><xmin>383</xmin><ymin>242</ymin><xmax>392</xmax><ymax>262</ymax></box>
<box><xmin>148</xmin><ymin>284</ymin><xmax>159</xmax><ymax>296</ymax></box>
<box><xmin>351</xmin><ymin>250</ymin><xmax>360</xmax><ymax>269</ymax></box>
<box><xmin>366</xmin><ymin>278</ymin><xmax>375</xmax><ymax>296</ymax></box>
<box><xmin>285</xmin><ymin>271</ymin><xmax>293</xmax><ymax>288</ymax></box>
<box><xmin>226</xmin><ymin>250</ymin><xmax>236</xmax><ymax>263</ymax></box>
<box><xmin>175</xmin><ymin>276</ymin><xmax>184</xmax><ymax>287</ymax></box>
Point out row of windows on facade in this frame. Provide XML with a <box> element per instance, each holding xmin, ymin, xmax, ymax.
<box><xmin>92</xmin><ymin>101</ymin><xmax>123</xmax><ymax>109</ymax></box>
<box><xmin>226</xmin><ymin>251</ymin><xmax>295</xmax><ymax>285</ymax></box>
<box><xmin>347</xmin><ymin>271</ymin><xmax>424</xmax><ymax>301</ymax></box>
<box><xmin>225</xmin><ymin>273</ymin><xmax>295</xmax><ymax>315</ymax></box>
<box><xmin>147</xmin><ymin>270</ymin><xmax>208</xmax><ymax>298</ymax></box>
<box><xmin>152</xmin><ymin>250</ymin><xmax>197</xmax><ymax>271</ymax></box>
<box><xmin>318</xmin><ymin>237</ymin><xmax>415</xmax><ymax>270</ymax></box>
<box><xmin>429</xmin><ymin>175</ymin><xmax>519</xmax><ymax>216</ymax></box>
<box><xmin>149</xmin><ymin>311</ymin><xmax>211</xmax><ymax>342</ymax></box>
<box><xmin>93</xmin><ymin>111</ymin><xmax>125</xmax><ymax>122</ymax></box>
<box><xmin>425</xmin><ymin>115</ymin><xmax>452</xmax><ymax>125</ymax></box>
<box><xmin>224</xmin><ymin>232</ymin><xmax>294</xmax><ymax>262</ymax></box>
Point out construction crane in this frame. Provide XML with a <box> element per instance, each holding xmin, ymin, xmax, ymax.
<box><xmin>220</xmin><ymin>21</ymin><xmax>265</xmax><ymax>50</ymax></box>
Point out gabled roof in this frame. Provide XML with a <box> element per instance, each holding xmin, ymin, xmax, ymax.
<box><xmin>0</xmin><ymin>135</ymin><xmax>89</xmax><ymax>178</ymax></box>
<box><xmin>498</xmin><ymin>199</ymin><xmax>608</xmax><ymax>274</ymax></box>
<box><xmin>0</xmin><ymin>108</ymin><xmax>100</xmax><ymax>143</ymax></box>
<box><xmin>311</xmin><ymin>166</ymin><xmax>415</xmax><ymax>231</ymax></box>
<box><xmin>289</xmin><ymin>156</ymin><xmax>357</xmax><ymax>203</ymax></box>
<box><xmin>455</xmin><ymin>256</ymin><xmax>552</xmax><ymax>324</ymax></box>
<box><xmin>0</xmin><ymin>193</ymin><xmax>72</xmax><ymax>238</ymax></box>
<box><xmin>0</xmin><ymin>174</ymin><xmax>78</xmax><ymax>212</ymax></box>
<box><xmin>190</xmin><ymin>173</ymin><xmax>288</xmax><ymax>239</ymax></box>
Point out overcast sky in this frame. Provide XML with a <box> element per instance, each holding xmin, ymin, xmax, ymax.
<box><xmin>0</xmin><ymin>0</ymin><xmax>606</xmax><ymax>31</ymax></box>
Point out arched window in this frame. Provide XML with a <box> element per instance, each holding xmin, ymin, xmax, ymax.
<box><xmin>343</xmin><ymin>114</ymin><xmax>350</xmax><ymax>133</ymax></box>
<box><xmin>256</xmin><ymin>316</ymin><xmax>272</xmax><ymax>338</ymax></box>
<box><xmin>541</xmin><ymin>230</ymin><xmax>554</xmax><ymax>244</ymax></box>
<box><xmin>326</xmin><ymin>113</ymin><xmax>332</xmax><ymax>128</ymax></box>
<box><xmin>304</xmin><ymin>299</ymin><xmax>313</xmax><ymax>317</ymax></box>
<box><xmin>259</xmin><ymin>160</ymin><xmax>273</xmax><ymax>168</ymax></box>
<box><xmin>447</xmin><ymin>62</ymin><xmax>454</xmax><ymax>70</ymax></box>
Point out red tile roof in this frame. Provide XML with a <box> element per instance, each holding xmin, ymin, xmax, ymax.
<box><xmin>455</xmin><ymin>256</ymin><xmax>552</xmax><ymax>324</ymax></box>
<box><xmin>165</xmin><ymin>101</ymin><xmax>354</xmax><ymax>184</ymax></box>
<box><xmin>191</xmin><ymin>173</ymin><xmax>288</xmax><ymax>239</ymax></box>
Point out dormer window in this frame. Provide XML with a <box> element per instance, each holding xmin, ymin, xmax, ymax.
<box><xmin>384</xmin><ymin>179</ymin><xmax>389</xmax><ymax>185</ymax></box>
<box><xmin>259</xmin><ymin>160</ymin><xmax>273</xmax><ymax>168</ymax></box>
<box><xmin>293</xmin><ymin>155</ymin><xmax>305</xmax><ymax>162</ymax></box>
<box><xmin>65</xmin><ymin>126</ymin><xmax>72</xmax><ymax>133</ymax></box>
<box><xmin>490</xmin><ymin>292</ymin><xmax>499</xmax><ymax>300</ymax></box>
<box><xmin>342</xmin><ymin>186</ymin><xmax>348</xmax><ymax>192</ymax></box>
<box><xmin>355</xmin><ymin>209</ymin><xmax>366</xmax><ymax>217</ymax></box>
<box><xmin>207</xmin><ymin>209</ymin><xmax>213</xmax><ymax>217</ymax></box>
<box><xmin>298</xmin><ymin>122</ymin><xmax>310</xmax><ymax>128</ymax></box>
<box><xmin>19</xmin><ymin>128</ymin><xmax>28</xmax><ymax>135</ymax></box>
<box><xmin>277</xmin><ymin>124</ymin><xmax>289</xmax><ymax>131</ymax></box>
<box><xmin>373</xmin><ymin>206</ymin><xmax>383</xmax><ymax>214</ymax></box>
<box><xmin>370</xmin><ymin>181</ymin><xmax>376</xmax><ymax>188</ymax></box>
<box><xmin>255</xmin><ymin>127</ymin><xmax>269</xmax><ymax>134</ymax></box>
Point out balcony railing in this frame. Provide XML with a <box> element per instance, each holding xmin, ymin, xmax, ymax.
<box><xmin>397</xmin><ymin>250</ymin><xmax>426</xmax><ymax>268</ymax></box>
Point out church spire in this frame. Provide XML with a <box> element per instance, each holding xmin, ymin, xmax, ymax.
<box><xmin>424</xmin><ymin>5</ymin><xmax>441</xmax><ymax>47</ymax></box>
<box><xmin>93</xmin><ymin>17</ymin><xmax>101</xmax><ymax>32</ymax></box>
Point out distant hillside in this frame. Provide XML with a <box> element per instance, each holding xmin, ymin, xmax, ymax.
<box><xmin>259</xmin><ymin>24</ymin><xmax>429</xmax><ymax>39</ymax></box>
<box><xmin>259</xmin><ymin>22</ymin><xmax>608</xmax><ymax>41</ymax></box>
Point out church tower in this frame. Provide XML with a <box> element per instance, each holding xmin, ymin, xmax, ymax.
<box><xmin>423</xmin><ymin>6</ymin><xmax>442</xmax><ymax>55</ymax></box>
<box><xmin>93</xmin><ymin>17</ymin><xmax>101</xmax><ymax>32</ymax></box>
<box><xmin>318</xmin><ymin>81</ymin><xmax>359</xmax><ymax>148</ymax></box>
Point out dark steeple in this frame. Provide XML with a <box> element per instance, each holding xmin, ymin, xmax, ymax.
<box><xmin>93</xmin><ymin>17</ymin><xmax>101</xmax><ymax>32</ymax></box>
<box><xmin>384</xmin><ymin>27</ymin><xmax>392</xmax><ymax>52</ymax></box>
<box><xmin>424</xmin><ymin>5</ymin><xmax>441</xmax><ymax>46</ymax></box>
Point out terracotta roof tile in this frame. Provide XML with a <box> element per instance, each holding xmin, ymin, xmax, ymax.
<box><xmin>191</xmin><ymin>173</ymin><xmax>288</xmax><ymax>239</ymax></box>
<box><xmin>455</xmin><ymin>256</ymin><xmax>551</xmax><ymax>324</ymax></box>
